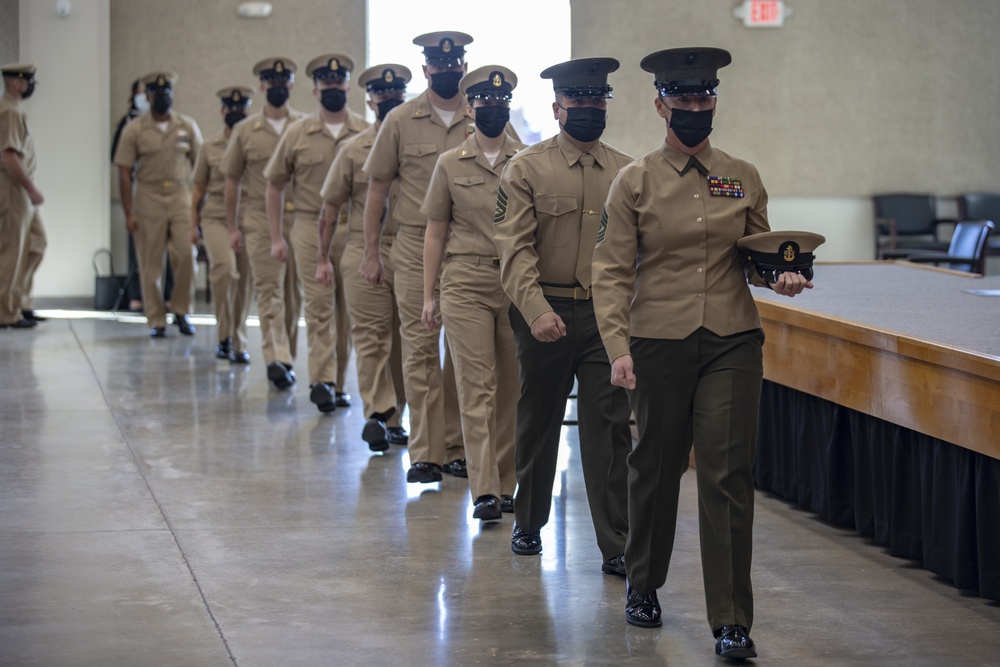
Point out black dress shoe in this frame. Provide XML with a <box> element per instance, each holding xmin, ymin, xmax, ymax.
<box><xmin>215</xmin><ymin>338</ymin><xmax>233</xmax><ymax>359</ymax></box>
<box><xmin>21</xmin><ymin>310</ymin><xmax>46</xmax><ymax>322</ymax></box>
<box><xmin>1</xmin><ymin>318</ymin><xmax>38</xmax><ymax>329</ymax></box>
<box><xmin>361</xmin><ymin>417</ymin><xmax>389</xmax><ymax>452</ymax></box>
<box><xmin>335</xmin><ymin>391</ymin><xmax>352</xmax><ymax>408</ymax></box>
<box><xmin>407</xmin><ymin>462</ymin><xmax>443</xmax><ymax>483</ymax></box>
<box><xmin>442</xmin><ymin>458</ymin><xmax>468</xmax><ymax>478</ymax></box>
<box><xmin>511</xmin><ymin>525</ymin><xmax>542</xmax><ymax>555</ymax></box>
<box><xmin>473</xmin><ymin>496</ymin><xmax>502</xmax><ymax>521</ymax></box>
<box><xmin>174</xmin><ymin>314</ymin><xmax>195</xmax><ymax>335</ymax></box>
<box><xmin>500</xmin><ymin>494</ymin><xmax>514</xmax><ymax>513</ymax></box>
<box><xmin>386</xmin><ymin>426</ymin><xmax>409</xmax><ymax>445</ymax></box>
<box><xmin>309</xmin><ymin>382</ymin><xmax>336</xmax><ymax>413</ymax></box>
<box><xmin>228</xmin><ymin>349</ymin><xmax>251</xmax><ymax>364</ymax></box>
<box><xmin>602</xmin><ymin>553</ymin><xmax>626</xmax><ymax>577</ymax></box>
<box><xmin>150</xmin><ymin>327</ymin><xmax>167</xmax><ymax>338</ymax></box>
<box><xmin>266</xmin><ymin>361</ymin><xmax>296</xmax><ymax>389</ymax></box>
<box><xmin>715</xmin><ymin>625</ymin><xmax>756</xmax><ymax>659</ymax></box>
<box><xmin>625</xmin><ymin>583</ymin><xmax>662</xmax><ymax>628</ymax></box>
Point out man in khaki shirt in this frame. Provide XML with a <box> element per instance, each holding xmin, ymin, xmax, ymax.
<box><xmin>222</xmin><ymin>57</ymin><xmax>304</xmax><ymax>381</ymax></box>
<box><xmin>319</xmin><ymin>64</ymin><xmax>410</xmax><ymax>449</ymax></box>
<box><xmin>191</xmin><ymin>86</ymin><xmax>253</xmax><ymax>362</ymax></box>
<box><xmin>591</xmin><ymin>48</ymin><xmax>810</xmax><ymax>658</ymax></box>
<box><xmin>421</xmin><ymin>65</ymin><xmax>526</xmax><ymax>521</ymax></box>
<box><xmin>0</xmin><ymin>63</ymin><xmax>42</xmax><ymax>329</ymax></box>
<box><xmin>266</xmin><ymin>53</ymin><xmax>368</xmax><ymax>413</ymax></box>
<box><xmin>493</xmin><ymin>58</ymin><xmax>631</xmax><ymax>573</ymax></box>
<box><xmin>114</xmin><ymin>71</ymin><xmax>202</xmax><ymax>337</ymax></box>
<box><xmin>361</xmin><ymin>31</ymin><xmax>473</xmax><ymax>483</ymax></box>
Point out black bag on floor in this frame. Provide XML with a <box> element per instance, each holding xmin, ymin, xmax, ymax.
<box><xmin>93</xmin><ymin>249</ymin><xmax>126</xmax><ymax>311</ymax></box>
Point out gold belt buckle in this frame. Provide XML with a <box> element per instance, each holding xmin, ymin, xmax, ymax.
<box><xmin>574</xmin><ymin>286</ymin><xmax>591</xmax><ymax>299</ymax></box>
<box><xmin>162</xmin><ymin>179</ymin><xmax>173</xmax><ymax>189</ymax></box>
<box><xmin>284</xmin><ymin>201</ymin><xmax>295</xmax><ymax>213</ymax></box>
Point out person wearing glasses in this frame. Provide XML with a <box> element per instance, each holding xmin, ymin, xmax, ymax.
<box><xmin>493</xmin><ymin>58</ymin><xmax>631</xmax><ymax>574</ymax></box>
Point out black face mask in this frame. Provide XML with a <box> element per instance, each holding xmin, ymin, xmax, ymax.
<box><xmin>266</xmin><ymin>85</ymin><xmax>290</xmax><ymax>108</ymax></box>
<box><xmin>22</xmin><ymin>80</ymin><xmax>35</xmax><ymax>100</ymax></box>
<box><xmin>376</xmin><ymin>97</ymin><xmax>404</xmax><ymax>121</ymax></box>
<box><xmin>430</xmin><ymin>71</ymin><xmax>462</xmax><ymax>99</ymax></box>
<box><xmin>669</xmin><ymin>107</ymin><xmax>714</xmax><ymax>147</ymax></box>
<box><xmin>225</xmin><ymin>110</ymin><xmax>247</xmax><ymax>128</ymax></box>
<box><xmin>474</xmin><ymin>105</ymin><xmax>509</xmax><ymax>139</ymax></box>
<box><xmin>151</xmin><ymin>91</ymin><xmax>172</xmax><ymax>115</ymax></box>
<box><xmin>320</xmin><ymin>88</ymin><xmax>347</xmax><ymax>113</ymax></box>
<box><xmin>561</xmin><ymin>106</ymin><xmax>606</xmax><ymax>143</ymax></box>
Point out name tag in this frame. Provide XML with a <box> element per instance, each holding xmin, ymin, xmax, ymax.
<box><xmin>708</xmin><ymin>175</ymin><xmax>744</xmax><ymax>198</ymax></box>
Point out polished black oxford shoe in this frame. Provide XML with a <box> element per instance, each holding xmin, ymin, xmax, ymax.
<box><xmin>386</xmin><ymin>426</ymin><xmax>408</xmax><ymax>445</ymax></box>
<box><xmin>511</xmin><ymin>525</ymin><xmax>542</xmax><ymax>555</ymax></box>
<box><xmin>334</xmin><ymin>391</ymin><xmax>352</xmax><ymax>408</ymax></box>
<box><xmin>442</xmin><ymin>458</ymin><xmax>468</xmax><ymax>478</ymax></box>
<box><xmin>174</xmin><ymin>314</ymin><xmax>195</xmax><ymax>335</ymax></box>
<box><xmin>406</xmin><ymin>461</ymin><xmax>443</xmax><ymax>483</ymax></box>
<box><xmin>625</xmin><ymin>583</ymin><xmax>662</xmax><ymax>628</ymax></box>
<box><xmin>500</xmin><ymin>494</ymin><xmax>514</xmax><ymax>513</ymax></box>
<box><xmin>150</xmin><ymin>327</ymin><xmax>166</xmax><ymax>338</ymax></box>
<box><xmin>309</xmin><ymin>382</ymin><xmax>336</xmax><ymax>413</ymax></box>
<box><xmin>215</xmin><ymin>337</ymin><xmax>233</xmax><ymax>359</ymax></box>
<box><xmin>473</xmin><ymin>495</ymin><xmax>502</xmax><ymax>521</ymax></box>
<box><xmin>228</xmin><ymin>349</ymin><xmax>251</xmax><ymax>364</ymax></box>
<box><xmin>1</xmin><ymin>318</ymin><xmax>37</xmax><ymax>329</ymax></box>
<box><xmin>602</xmin><ymin>553</ymin><xmax>626</xmax><ymax>577</ymax></box>
<box><xmin>266</xmin><ymin>361</ymin><xmax>296</xmax><ymax>389</ymax></box>
<box><xmin>361</xmin><ymin>417</ymin><xmax>389</xmax><ymax>452</ymax></box>
<box><xmin>714</xmin><ymin>625</ymin><xmax>756</xmax><ymax>660</ymax></box>
<box><xmin>21</xmin><ymin>310</ymin><xmax>46</xmax><ymax>322</ymax></box>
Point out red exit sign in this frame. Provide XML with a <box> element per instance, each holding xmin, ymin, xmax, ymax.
<box><xmin>736</xmin><ymin>0</ymin><xmax>790</xmax><ymax>27</ymax></box>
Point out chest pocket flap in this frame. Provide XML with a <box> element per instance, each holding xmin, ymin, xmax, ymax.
<box><xmin>453</xmin><ymin>174</ymin><xmax>485</xmax><ymax>187</ymax></box>
<box><xmin>535</xmin><ymin>195</ymin><xmax>578</xmax><ymax>217</ymax></box>
<box><xmin>403</xmin><ymin>143</ymin><xmax>438</xmax><ymax>158</ymax></box>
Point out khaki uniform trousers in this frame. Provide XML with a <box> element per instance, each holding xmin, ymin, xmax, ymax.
<box><xmin>17</xmin><ymin>209</ymin><xmax>46</xmax><ymax>311</ymax></box>
<box><xmin>241</xmin><ymin>206</ymin><xmax>299</xmax><ymax>365</ymax></box>
<box><xmin>201</xmin><ymin>216</ymin><xmax>252</xmax><ymax>352</ymax></box>
<box><xmin>0</xmin><ymin>181</ymin><xmax>32</xmax><ymax>324</ymax></box>
<box><xmin>331</xmin><ymin>221</ymin><xmax>352</xmax><ymax>390</ymax></box>
<box><xmin>289</xmin><ymin>213</ymin><xmax>348</xmax><ymax>385</ymax></box>
<box><xmin>134</xmin><ymin>185</ymin><xmax>195</xmax><ymax>329</ymax></box>
<box><xmin>440</xmin><ymin>258</ymin><xmax>517</xmax><ymax>500</ymax></box>
<box><xmin>625</xmin><ymin>327</ymin><xmax>764</xmax><ymax>633</ymax></box>
<box><xmin>390</xmin><ymin>228</ymin><xmax>465</xmax><ymax>466</ymax></box>
<box><xmin>341</xmin><ymin>233</ymin><xmax>405</xmax><ymax>426</ymax></box>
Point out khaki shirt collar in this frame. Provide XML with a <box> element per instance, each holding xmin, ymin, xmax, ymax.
<box><xmin>304</xmin><ymin>109</ymin><xmax>365</xmax><ymax>137</ymax></box>
<box><xmin>1</xmin><ymin>90</ymin><xmax>20</xmax><ymax>108</ymax></box>
<box><xmin>660</xmin><ymin>139</ymin><xmax>714</xmax><ymax>174</ymax></box>
<box><xmin>556</xmin><ymin>131</ymin><xmax>610</xmax><ymax>169</ymax></box>
<box><xmin>410</xmin><ymin>90</ymin><xmax>466</xmax><ymax>129</ymax></box>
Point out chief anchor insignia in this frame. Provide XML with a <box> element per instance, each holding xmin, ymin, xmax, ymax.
<box><xmin>783</xmin><ymin>244</ymin><xmax>796</xmax><ymax>262</ymax></box>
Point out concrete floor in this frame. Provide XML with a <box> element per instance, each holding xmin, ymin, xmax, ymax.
<box><xmin>2</xmin><ymin>308</ymin><xmax>999</xmax><ymax>667</ymax></box>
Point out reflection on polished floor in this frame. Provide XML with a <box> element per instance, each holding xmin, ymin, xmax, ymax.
<box><xmin>2</xmin><ymin>311</ymin><xmax>999</xmax><ymax>667</ymax></box>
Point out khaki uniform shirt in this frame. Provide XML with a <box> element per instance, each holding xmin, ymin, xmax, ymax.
<box><xmin>592</xmin><ymin>140</ymin><xmax>770</xmax><ymax>362</ymax></box>
<box><xmin>0</xmin><ymin>90</ymin><xmax>35</xmax><ymax>205</ymax></box>
<box><xmin>221</xmin><ymin>109</ymin><xmax>305</xmax><ymax>212</ymax></box>
<box><xmin>113</xmin><ymin>110</ymin><xmax>202</xmax><ymax>191</ymax></box>
<box><xmin>363</xmin><ymin>90</ymin><xmax>474</xmax><ymax>230</ymax></box>
<box><xmin>493</xmin><ymin>132</ymin><xmax>633</xmax><ymax>325</ymax></box>
<box><xmin>264</xmin><ymin>109</ymin><xmax>369</xmax><ymax>216</ymax></box>
<box><xmin>422</xmin><ymin>132</ymin><xmax>526</xmax><ymax>257</ymax></box>
<box><xmin>193</xmin><ymin>131</ymin><xmax>231</xmax><ymax>221</ymax></box>
<box><xmin>320</xmin><ymin>123</ymin><xmax>401</xmax><ymax>237</ymax></box>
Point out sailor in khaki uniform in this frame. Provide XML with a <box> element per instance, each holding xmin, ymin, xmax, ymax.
<box><xmin>265</xmin><ymin>53</ymin><xmax>367</xmax><ymax>412</ymax></box>
<box><xmin>591</xmin><ymin>48</ymin><xmax>811</xmax><ymax>658</ymax></box>
<box><xmin>0</xmin><ymin>63</ymin><xmax>42</xmax><ymax>329</ymax></box>
<box><xmin>420</xmin><ymin>66</ymin><xmax>525</xmax><ymax>520</ymax></box>
<box><xmin>114</xmin><ymin>71</ymin><xmax>202</xmax><ymax>337</ymax></box>
<box><xmin>17</xmin><ymin>209</ymin><xmax>47</xmax><ymax>324</ymax></box>
<box><xmin>191</xmin><ymin>86</ymin><xmax>254</xmax><ymax>362</ymax></box>
<box><xmin>222</xmin><ymin>57</ymin><xmax>305</xmax><ymax>382</ymax></box>
<box><xmin>319</xmin><ymin>64</ymin><xmax>410</xmax><ymax>449</ymax></box>
<box><xmin>493</xmin><ymin>58</ymin><xmax>631</xmax><ymax>572</ymax></box>
<box><xmin>362</xmin><ymin>31</ymin><xmax>477</xmax><ymax>483</ymax></box>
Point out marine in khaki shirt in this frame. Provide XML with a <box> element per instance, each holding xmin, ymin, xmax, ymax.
<box><xmin>0</xmin><ymin>63</ymin><xmax>42</xmax><ymax>328</ymax></box>
<box><xmin>493</xmin><ymin>57</ymin><xmax>631</xmax><ymax>571</ymax></box>
<box><xmin>113</xmin><ymin>71</ymin><xmax>202</xmax><ymax>336</ymax></box>
<box><xmin>221</xmin><ymin>56</ymin><xmax>305</xmax><ymax>387</ymax></box>
<box><xmin>319</xmin><ymin>63</ymin><xmax>411</xmax><ymax>451</ymax></box>
<box><xmin>420</xmin><ymin>65</ymin><xmax>525</xmax><ymax>522</ymax></box>
<box><xmin>264</xmin><ymin>52</ymin><xmax>368</xmax><ymax>413</ymax></box>
<box><xmin>191</xmin><ymin>86</ymin><xmax>254</xmax><ymax>363</ymax></box>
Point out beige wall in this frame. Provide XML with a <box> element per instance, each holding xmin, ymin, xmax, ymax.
<box><xmin>0</xmin><ymin>0</ymin><xmax>17</xmax><ymax>63</ymax></box>
<box><xmin>572</xmin><ymin>0</ymin><xmax>1000</xmax><ymax>197</ymax></box>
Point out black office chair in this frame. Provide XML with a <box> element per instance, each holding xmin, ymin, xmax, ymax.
<box><xmin>957</xmin><ymin>193</ymin><xmax>1000</xmax><ymax>260</ymax></box>
<box><xmin>889</xmin><ymin>220</ymin><xmax>994</xmax><ymax>274</ymax></box>
<box><xmin>873</xmin><ymin>194</ymin><xmax>953</xmax><ymax>258</ymax></box>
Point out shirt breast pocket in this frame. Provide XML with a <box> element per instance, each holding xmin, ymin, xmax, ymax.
<box><xmin>246</xmin><ymin>149</ymin><xmax>270</xmax><ymax>168</ymax></box>
<box><xmin>402</xmin><ymin>143</ymin><xmax>438</xmax><ymax>163</ymax></box>
<box><xmin>452</xmin><ymin>174</ymin><xmax>486</xmax><ymax>210</ymax></box>
<box><xmin>534</xmin><ymin>195</ymin><xmax>578</xmax><ymax>247</ymax></box>
<box><xmin>296</xmin><ymin>152</ymin><xmax>325</xmax><ymax>180</ymax></box>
